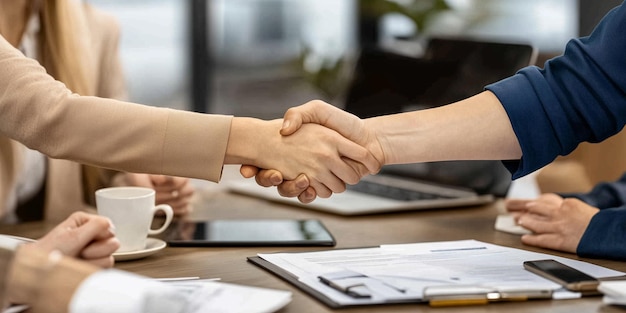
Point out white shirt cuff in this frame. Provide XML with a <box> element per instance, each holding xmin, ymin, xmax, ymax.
<box><xmin>70</xmin><ymin>270</ymin><xmax>188</xmax><ymax>313</ymax></box>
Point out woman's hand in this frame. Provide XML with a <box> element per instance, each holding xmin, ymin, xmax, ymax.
<box><xmin>32</xmin><ymin>212</ymin><xmax>119</xmax><ymax>268</ymax></box>
<box><xmin>113</xmin><ymin>173</ymin><xmax>195</xmax><ymax>216</ymax></box>
<box><xmin>239</xmin><ymin>166</ymin><xmax>317</xmax><ymax>203</ymax></box>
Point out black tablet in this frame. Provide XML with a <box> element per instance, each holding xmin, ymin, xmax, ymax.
<box><xmin>163</xmin><ymin>219</ymin><xmax>336</xmax><ymax>247</ymax></box>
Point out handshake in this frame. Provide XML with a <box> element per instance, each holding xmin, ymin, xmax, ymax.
<box><xmin>234</xmin><ymin>100</ymin><xmax>388</xmax><ymax>204</ymax></box>
<box><xmin>227</xmin><ymin>91</ymin><xmax>514</xmax><ymax>203</ymax></box>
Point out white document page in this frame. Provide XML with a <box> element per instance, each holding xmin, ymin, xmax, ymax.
<box><xmin>258</xmin><ymin>240</ymin><xmax>624</xmax><ymax>306</ymax></box>
<box><xmin>165</xmin><ymin>280</ymin><xmax>292</xmax><ymax>313</ymax></box>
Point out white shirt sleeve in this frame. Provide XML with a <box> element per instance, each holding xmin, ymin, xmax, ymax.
<box><xmin>69</xmin><ymin>270</ymin><xmax>189</xmax><ymax>313</ymax></box>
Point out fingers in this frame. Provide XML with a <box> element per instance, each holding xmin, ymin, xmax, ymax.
<box><xmin>150</xmin><ymin>174</ymin><xmax>171</xmax><ymax>185</ymax></box>
<box><xmin>516</xmin><ymin>216</ymin><xmax>555</xmax><ymax>234</ymax></box>
<box><xmin>254</xmin><ymin>169</ymin><xmax>284</xmax><ymax>187</ymax></box>
<box><xmin>152</xmin><ymin>175</ymin><xmax>189</xmax><ymax>191</ymax></box>
<box><xmin>69</xmin><ymin>213</ymin><xmax>117</xmax><ymax>249</ymax></box>
<box><xmin>334</xmin><ymin>146</ymin><xmax>378</xmax><ymax>182</ymax></box>
<box><xmin>520</xmin><ymin>233</ymin><xmax>573</xmax><ymax>252</ymax></box>
<box><xmin>244</xmin><ymin>167</ymin><xmax>318</xmax><ymax>202</ymax></box>
<box><xmin>309</xmin><ymin>179</ymin><xmax>335</xmax><ymax>198</ymax></box>
<box><xmin>153</xmin><ymin>175</ymin><xmax>194</xmax><ymax>195</ymax></box>
<box><xmin>297</xmin><ymin>187</ymin><xmax>318</xmax><ymax>203</ymax></box>
<box><xmin>516</xmin><ymin>216</ymin><xmax>567</xmax><ymax>251</ymax></box>
<box><xmin>515</xmin><ymin>197</ymin><xmax>596</xmax><ymax>254</ymax></box>
<box><xmin>120</xmin><ymin>174</ymin><xmax>195</xmax><ymax>215</ymax></box>
<box><xmin>277</xmin><ymin>174</ymin><xmax>310</xmax><ymax>196</ymax></box>
<box><xmin>506</xmin><ymin>194</ymin><xmax>564</xmax><ymax>218</ymax></box>
<box><xmin>240</xmin><ymin>165</ymin><xmax>260</xmax><ymax>179</ymax></box>
<box><xmin>504</xmin><ymin>198</ymin><xmax>532</xmax><ymax>212</ymax></box>
<box><xmin>79</xmin><ymin>237</ymin><xmax>120</xmax><ymax>268</ymax></box>
<box><xmin>86</xmin><ymin>256</ymin><xmax>116</xmax><ymax>268</ymax></box>
<box><xmin>35</xmin><ymin>212</ymin><xmax>117</xmax><ymax>261</ymax></box>
<box><xmin>155</xmin><ymin>180</ymin><xmax>194</xmax><ymax>201</ymax></box>
<box><xmin>123</xmin><ymin>173</ymin><xmax>155</xmax><ymax>188</ymax></box>
<box><xmin>256</xmin><ymin>173</ymin><xmax>319</xmax><ymax>203</ymax></box>
<box><xmin>154</xmin><ymin>181</ymin><xmax>194</xmax><ymax>216</ymax></box>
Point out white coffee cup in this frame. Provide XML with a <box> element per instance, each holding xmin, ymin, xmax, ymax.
<box><xmin>96</xmin><ymin>187</ymin><xmax>173</xmax><ymax>253</ymax></box>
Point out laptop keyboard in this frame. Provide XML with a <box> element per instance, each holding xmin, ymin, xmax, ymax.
<box><xmin>347</xmin><ymin>180</ymin><xmax>455</xmax><ymax>202</ymax></box>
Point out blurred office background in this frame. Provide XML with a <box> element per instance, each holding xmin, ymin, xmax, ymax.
<box><xmin>87</xmin><ymin>0</ymin><xmax>619</xmax><ymax>118</ymax></box>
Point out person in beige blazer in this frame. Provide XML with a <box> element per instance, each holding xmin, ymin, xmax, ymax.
<box><xmin>0</xmin><ymin>2</ymin><xmax>380</xmax><ymax>205</ymax></box>
<box><xmin>0</xmin><ymin>1</ymin><xmax>379</xmax><ymax>310</ymax></box>
<box><xmin>0</xmin><ymin>0</ymin><xmax>197</xmax><ymax>224</ymax></box>
<box><xmin>0</xmin><ymin>0</ymin><xmax>381</xmax><ymax>310</ymax></box>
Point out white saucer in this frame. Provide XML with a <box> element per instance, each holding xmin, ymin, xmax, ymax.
<box><xmin>113</xmin><ymin>238</ymin><xmax>167</xmax><ymax>262</ymax></box>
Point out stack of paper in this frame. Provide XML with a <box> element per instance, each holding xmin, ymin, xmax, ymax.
<box><xmin>599</xmin><ymin>281</ymin><xmax>626</xmax><ymax>306</ymax></box>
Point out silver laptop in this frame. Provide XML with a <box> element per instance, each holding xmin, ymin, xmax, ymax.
<box><xmin>229</xmin><ymin>37</ymin><xmax>537</xmax><ymax>215</ymax></box>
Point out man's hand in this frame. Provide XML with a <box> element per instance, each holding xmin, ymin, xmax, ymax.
<box><xmin>281</xmin><ymin>100</ymin><xmax>384</xmax><ymax>164</ymax></box>
<box><xmin>505</xmin><ymin>194</ymin><xmax>599</xmax><ymax>253</ymax></box>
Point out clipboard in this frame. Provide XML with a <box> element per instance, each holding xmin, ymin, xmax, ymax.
<box><xmin>249</xmin><ymin>256</ymin><xmax>349</xmax><ymax>308</ymax></box>
<box><xmin>247</xmin><ymin>256</ymin><xmax>422</xmax><ymax>308</ymax></box>
<box><xmin>246</xmin><ymin>240</ymin><xmax>626</xmax><ymax>309</ymax></box>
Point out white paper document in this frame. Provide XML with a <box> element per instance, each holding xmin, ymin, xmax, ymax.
<box><xmin>165</xmin><ymin>279</ymin><xmax>292</xmax><ymax>313</ymax></box>
<box><xmin>257</xmin><ymin>240</ymin><xmax>624</xmax><ymax>306</ymax></box>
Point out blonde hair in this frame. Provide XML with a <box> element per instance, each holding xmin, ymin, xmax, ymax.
<box><xmin>39</xmin><ymin>0</ymin><xmax>102</xmax><ymax>206</ymax></box>
<box><xmin>40</xmin><ymin>0</ymin><xmax>95</xmax><ymax>96</ymax></box>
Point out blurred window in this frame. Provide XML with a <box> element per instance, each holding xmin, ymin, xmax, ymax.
<box><xmin>87</xmin><ymin>0</ymin><xmax>189</xmax><ymax>110</ymax></box>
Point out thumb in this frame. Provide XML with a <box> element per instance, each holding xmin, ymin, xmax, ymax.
<box><xmin>280</xmin><ymin>100</ymin><xmax>334</xmax><ymax>136</ymax></box>
<box><xmin>280</xmin><ymin>100</ymin><xmax>365</xmax><ymax>147</ymax></box>
<box><xmin>280</xmin><ymin>108</ymin><xmax>305</xmax><ymax>136</ymax></box>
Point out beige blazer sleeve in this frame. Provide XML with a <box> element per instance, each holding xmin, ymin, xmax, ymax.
<box><xmin>0</xmin><ymin>34</ymin><xmax>231</xmax><ymax>183</ymax></box>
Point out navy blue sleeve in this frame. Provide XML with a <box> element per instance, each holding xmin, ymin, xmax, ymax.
<box><xmin>562</xmin><ymin>173</ymin><xmax>626</xmax><ymax>209</ymax></box>
<box><xmin>577</xmin><ymin>207</ymin><xmax>626</xmax><ymax>260</ymax></box>
<box><xmin>486</xmin><ymin>2</ymin><xmax>626</xmax><ymax>179</ymax></box>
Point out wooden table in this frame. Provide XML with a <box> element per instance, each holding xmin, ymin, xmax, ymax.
<box><xmin>3</xmin><ymin>171</ymin><xmax>626</xmax><ymax>313</ymax></box>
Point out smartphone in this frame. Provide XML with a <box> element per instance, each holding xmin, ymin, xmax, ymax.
<box><xmin>163</xmin><ymin>219</ymin><xmax>336</xmax><ymax>247</ymax></box>
<box><xmin>523</xmin><ymin>259</ymin><xmax>599</xmax><ymax>292</ymax></box>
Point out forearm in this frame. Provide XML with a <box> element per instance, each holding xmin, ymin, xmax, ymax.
<box><xmin>369</xmin><ymin>91</ymin><xmax>521</xmax><ymax>165</ymax></box>
<box><xmin>0</xmin><ymin>35</ymin><xmax>229</xmax><ymax>182</ymax></box>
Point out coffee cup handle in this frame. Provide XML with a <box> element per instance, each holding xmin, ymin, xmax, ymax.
<box><xmin>149</xmin><ymin>204</ymin><xmax>174</xmax><ymax>235</ymax></box>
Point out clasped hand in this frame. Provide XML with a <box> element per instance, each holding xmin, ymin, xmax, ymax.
<box><xmin>240</xmin><ymin>100</ymin><xmax>386</xmax><ymax>203</ymax></box>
